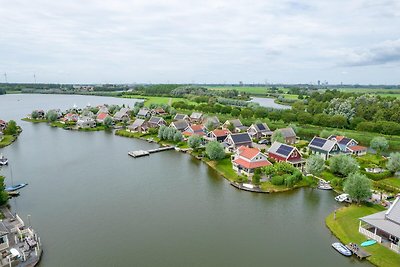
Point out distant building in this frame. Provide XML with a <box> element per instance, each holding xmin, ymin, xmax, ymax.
<box><xmin>328</xmin><ymin>135</ymin><xmax>367</xmax><ymax>156</ymax></box>
<box><xmin>247</xmin><ymin>123</ymin><xmax>273</xmax><ymax>140</ymax></box>
<box><xmin>222</xmin><ymin>119</ymin><xmax>248</xmax><ymax>133</ymax></box>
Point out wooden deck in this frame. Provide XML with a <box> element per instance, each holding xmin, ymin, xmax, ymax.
<box><xmin>346</xmin><ymin>243</ymin><xmax>371</xmax><ymax>259</ymax></box>
<box><xmin>128</xmin><ymin>146</ymin><xmax>175</xmax><ymax>158</ymax></box>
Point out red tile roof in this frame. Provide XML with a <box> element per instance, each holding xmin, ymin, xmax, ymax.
<box><xmin>212</xmin><ymin>129</ymin><xmax>230</xmax><ymax>137</ymax></box>
<box><xmin>233</xmin><ymin>158</ymin><xmax>271</xmax><ymax>169</ymax></box>
<box><xmin>348</xmin><ymin>145</ymin><xmax>367</xmax><ymax>151</ymax></box>
<box><xmin>97</xmin><ymin>113</ymin><xmax>108</xmax><ymax>120</ymax></box>
<box><xmin>190</xmin><ymin>124</ymin><xmax>205</xmax><ymax>131</ymax></box>
<box><xmin>237</xmin><ymin>146</ymin><xmax>260</xmax><ymax>160</ymax></box>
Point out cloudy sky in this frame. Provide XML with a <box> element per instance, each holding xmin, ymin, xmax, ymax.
<box><xmin>1</xmin><ymin>0</ymin><xmax>400</xmax><ymax>84</ymax></box>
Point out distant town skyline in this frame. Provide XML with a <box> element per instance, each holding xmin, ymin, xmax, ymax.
<box><xmin>1</xmin><ymin>0</ymin><xmax>400</xmax><ymax>84</ymax></box>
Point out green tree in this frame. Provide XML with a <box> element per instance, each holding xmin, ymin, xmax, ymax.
<box><xmin>370</xmin><ymin>136</ymin><xmax>389</xmax><ymax>155</ymax></box>
<box><xmin>231</xmin><ymin>108</ymin><xmax>241</xmax><ymax>117</ymax></box>
<box><xmin>31</xmin><ymin>110</ymin><xmax>39</xmax><ymax>119</ymax></box>
<box><xmin>240</xmin><ymin>108</ymin><xmax>253</xmax><ymax>119</ymax></box>
<box><xmin>46</xmin><ymin>110</ymin><xmax>58</xmax><ymax>122</ymax></box>
<box><xmin>329</xmin><ymin>154</ymin><xmax>359</xmax><ymax>177</ymax></box>
<box><xmin>305</xmin><ymin>155</ymin><xmax>325</xmax><ymax>176</ymax></box>
<box><xmin>158</xmin><ymin>126</ymin><xmax>166</xmax><ymax>139</ymax></box>
<box><xmin>3</xmin><ymin>120</ymin><xmax>18</xmax><ymax>135</ymax></box>
<box><xmin>173</xmin><ymin>131</ymin><xmax>183</xmax><ymax>143</ymax></box>
<box><xmin>343</xmin><ymin>172</ymin><xmax>372</xmax><ymax>204</ymax></box>
<box><xmin>252</xmin><ymin>173</ymin><xmax>261</xmax><ymax>185</ymax></box>
<box><xmin>0</xmin><ymin>176</ymin><xmax>8</xmax><ymax>205</ymax></box>
<box><xmin>205</xmin><ymin>141</ymin><xmax>225</xmax><ymax>160</ymax></box>
<box><xmin>271</xmin><ymin>130</ymin><xmax>285</xmax><ymax>143</ymax></box>
<box><xmin>188</xmin><ymin>135</ymin><xmax>202</xmax><ymax>149</ymax></box>
<box><xmin>205</xmin><ymin>120</ymin><xmax>216</xmax><ymax>131</ymax></box>
<box><xmin>103</xmin><ymin>116</ymin><xmax>113</xmax><ymax>128</ymax></box>
<box><xmin>387</xmin><ymin>152</ymin><xmax>400</xmax><ymax>173</ymax></box>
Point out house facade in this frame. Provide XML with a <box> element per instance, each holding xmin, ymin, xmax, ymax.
<box><xmin>148</xmin><ymin>116</ymin><xmax>166</xmax><ymax>128</ymax></box>
<box><xmin>224</xmin><ymin>133</ymin><xmax>253</xmax><ymax>151</ymax></box>
<box><xmin>308</xmin><ymin>136</ymin><xmax>341</xmax><ymax>160</ymax></box>
<box><xmin>170</xmin><ymin>119</ymin><xmax>189</xmax><ymax>132</ymax></box>
<box><xmin>0</xmin><ymin>120</ymin><xmax>7</xmax><ymax>131</ymax></box>
<box><xmin>190</xmin><ymin>112</ymin><xmax>203</xmax><ymax>123</ymax></box>
<box><xmin>77</xmin><ymin>117</ymin><xmax>96</xmax><ymax>128</ymax></box>
<box><xmin>173</xmin><ymin>113</ymin><xmax>189</xmax><ymax>121</ymax></box>
<box><xmin>232</xmin><ymin>146</ymin><xmax>272</xmax><ymax>177</ymax></box>
<box><xmin>359</xmin><ymin>197</ymin><xmax>400</xmax><ymax>254</ymax></box>
<box><xmin>276</xmin><ymin>127</ymin><xmax>297</xmax><ymax>144</ymax></box>
<box><xmin>328</xmin><ymin>135</ymin><xmax>367</xmax><ymax>156</ymax></box>
<box><xmin>247</xmin><ymin>123</ymin><xmax>273</xmax><ymax>140</ymax></box>
<box><xmin>222</xmin><ymin>119</ymin><xmax>248</xmax><ymax>133</ymax></box>
<box><xmin>183</xmin><ymin>124</ymin><xmax>207</xmax><ymax>136</ymax></box>
<box><xmin>127</xmin><ymin>119</ymin><xmax>148</xmax><ymax>133</ymax></box>
<box><xmin>137</xmin><ymin>108</ymin><xmax>151</xmax><ymax>119</ymax></box>
<box><xmin>113</xmin><ymin>107</ymin><xmax>131</xmax><ymax>122</ymax></box>
<box><xmin>96</xmin><ymin>112</ymin><xmax>110</xmax><ymax>123</ymax></box>
<box><xmin>206</xmin><ymin>129</ymin><xmax>231</xmax><ymax>143</ymax></box>
<box><xmin>268</xmin><ymin>141</ymin><xmax>305</xmax><ymax>169</ymax></box>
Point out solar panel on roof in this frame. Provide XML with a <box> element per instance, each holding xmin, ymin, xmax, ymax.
<box><xmin>310</xmin><ymin>137</ymin><xmax>326</xmax><ymax>148</ymax></box>
<box><xmin>339</xmin><ymin>138</ymin><xmax>351</xmax><ymax>145</ymax></box>
<box><xmin>257</xmin><ymin>124</ymin><xmax>266</xmax><ymax>131</ymax></box>
<box><xmin>276</xmin><ymin>144</ymin><xmax>293</xmax><ymax>156</ymax></box>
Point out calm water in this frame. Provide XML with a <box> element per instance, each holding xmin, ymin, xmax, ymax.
<box><xmin>0</xmin><ymin>94</ymin><xmax>368</xmax><ymax>266</ymax></box>
<box><xmin>251</xmin><ymin>97</ymin><xmax>291</xmax><ymax>109</ymax></box>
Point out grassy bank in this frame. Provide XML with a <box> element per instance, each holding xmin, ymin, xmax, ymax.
<box><xmin>326</xmin><ymin>205</ymin><xmax>400</xmax><ymax>267</ymax></box>
<box><xmin>0</xmin><ymin>135</ymin><xmax>17</xmax><ymax>148</ymax></box>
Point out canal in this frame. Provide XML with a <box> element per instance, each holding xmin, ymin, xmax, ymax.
<box><xmin>0</xmin><ymin>94</ymin><xmax>368</xmax><ymax>266</ymax></box>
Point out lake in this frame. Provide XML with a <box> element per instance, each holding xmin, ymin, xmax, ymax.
<box><xmin>251</xmin><ymin>97</ymin><xmax>291</xmax><ymax>109</ymax></box>
<box><xmin>0</xmin><ymin>94</ymin><xmax>368</xmax><ymax>266</ymax></box>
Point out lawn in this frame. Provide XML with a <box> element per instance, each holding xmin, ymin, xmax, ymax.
<box><xmin>122</xmin><ymin>95</ymin><xmax>196</xmax><ymax>106</ymax></box>
<box><xmin>377</xmin><ymin>177</ymin><xmax>400</xmax><ymax>190</ymax></box>
<box><xmin>207</xmin><ymin>157</ymin><xmax>239</xmax><ymax>182</ymax></box>
<box><xmin>326</xmin><ymin>204</ymin><xmax>400</xmax><ymax>267</ymax></box>
<box><xmin>0</xmin><ymin>135</ymin><xmax>17</xmax><ymax>148</ymax></box>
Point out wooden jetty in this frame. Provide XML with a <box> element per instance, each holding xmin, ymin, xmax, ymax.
<box><xmin>230</xmin><ymin>182</ymin><xmax>268</xmax><ymax>193</ymax></box>
<box><xmin>128</xmin><ymin>146</ymin><xmax>175</xmax><ymax>158</ymax></box>
<box><xmin>346</xmin><ymin>243</ymin><xmax>371</xmax><ymax>259</ymax></box>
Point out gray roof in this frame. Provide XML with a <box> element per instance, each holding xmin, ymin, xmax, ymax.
<box><xmin>114</xmin><ymin>108</ymin><xmax>130</xmax><ymax>119</ymax></box>
<box><xmin>227</xmin><ymin>119</ymin><xmax>243</xmax><ymax>127</ymax></box>
<box><xmin>149</xmin><ymin>116</ymin><xmax>163</xmax><ymax>124</ymax></box>
<box><xmin>308</xmin><ymin>137</ymin><xmax>338</xmax><ymax>152</ymax></box>
<box><xmin>279</xmin><ymin>127</ymin><xmax>296</xmax><ymax>138</ymax></box>
<box><xmin>190</xmin><ymin>112</ymin><xmax>203</xmax><ymax>119</ymax></box>
<box><xmin>360</xmin><ymin>197</ymin><xmax>400</xmax><ymax>238</ymax></box>
<box><xmin>174</xmin><ymin>114</ymin><xmax>188</xmax><ymax>120</ymax></box>
<box><xmin>171</xmin><ymin>119</ymin><xmax>189</xmax><ymax>130</ymax></box>
<box><xmin>129</xmin><ymin>118</ymin><xmax>146</xmax><ymax>128</ymax></box>
<box><xmin>251</xmin><ymin>123</ymin><xmax>271</xmax><ymax>133</ymax></box>
<box><xmin>137</xmin><ymin>108</ymin><xmax>150</xmax><ymax>116</ymax></box>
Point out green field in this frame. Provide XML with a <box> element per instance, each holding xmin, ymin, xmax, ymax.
<box><xmin>0</xmin><ymin>135</ymin><xmax>16</xmax><ymax>148</ymax></box>
<box><xmin>207</xmin><ymin>86</ymin><xmax>271</xmax><ymax>95</ymax></box>
<box><xmin>122</xmin><ymin>95</ymin><xmax>196</xmax><ymax>106</ymax></box>
<box><xmin>378</xmin><ymin>177</ymin><xmax>400</xmax><ymax>190</ymax></box>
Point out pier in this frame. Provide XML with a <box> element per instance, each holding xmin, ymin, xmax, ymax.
<box><xmin>346</xmin><ymin>243</ymin><xmax>371</xmax><ymax>259</ymax></box>
<box><xmin>128</xmin><ymin>146</ymin><xmax>175</xmax><ymax>158</ymax></box>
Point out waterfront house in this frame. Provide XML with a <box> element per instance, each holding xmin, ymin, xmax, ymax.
<box><xmin>247</xmin><ymin>123</ymin><xmax>273</xmax><ymax>140</ymax></box>
<box><xmin>137</xmin><ymin>108</ymin><xmax>151</xmax><ymax>119</ymax></box>
<box><xmin>222</xmin><ymin>119</ymin><xmax>248</xmax><ymax>133</ymax></box>
<box><xmin>96</xmin><ymin>112</ymin><xmax>110</xmax><ymax>123</ymax></box>
<box><xmin>113</xmin><ymin>107</ymin><xmax>131</xmax><ymax>122</ymax></box>
<box><xmin>204</xmin><ymin>116</ymin><xmax>220</xmax><ymax>129</ymax></box>
<box><xmin>275</xmin><ymin>127</ymin><xmax>297</xmax><ymax>144</ymax></box>
<box><xmin>148</xmin><ymin>116</ymin><xmax>166</xmax><ymax>128</ymax></box>
<box><xmin>170</xmin><ymin>119</ymin><xmax>189</xmax><ymax>132</ymax></box>
<box><xmin>328</xmin><ymin>135</ymin><xmax>367</xmax><ymax>156</ymax></box>
<box><xmin>173</xmin><ymin>113</ymin><xmax>189</xmax><ymax>121</ymax></box>
<box><xmin>359</xmin><ymin>197</ymin><xmax>400</xmax><ymax>254</ymax></box>
<box><xmin>62</xmin><ymin>113</ymin><xmax>79</xmax><ymax>123</ymax></box>
<box><xmin>190</xmin><ymin>112</ymin><xmax>203</xmax><ymax>123</ymax></box>
<box><xmin>0</xmin><ymin>120</ymin><xmax>7</xmax><ymax>131</ymax></box>
<box><xmin>183</xmin><ymin>124</ymin><xmax>207</xmax><ymax>136</ymax></box>
<box><xmin>77</xmin><ymin>117</ymin><xmax>96</xmax><ymax>128</ymax></box>
<box><xmin>308</xmin><ymin>136</ymin><xmax>341</xmax><ymax>160</ymax></box>
<box><xmin>127</xmin><ymin>119</ymin><xmax>148</xmax><ymax>133</ymax></box>
<box><xmin>224</xmin><ymin>133</ymin><xmax>253</xmax><ymax>151</ymax></box>
<box><xmin>232</xmin><ymin>146</ymin><xmax>272</xmax><ymax>177</ymax></box>
<box><xmin>35</xmin><ymin>110</ymin><xmax>45</xmax><ymax>119</ymax></box>
<box><xmin>268</xmin><ymin>141</ymin><xmax>305</xmax><ymax>169</ymax></box>
<box><xmin>206</xmin><ymin>129</ymin><xmax>231</xmax><ymax>143</ymax></box>
<box><xmin>97</xmin><ymin>105</ymin><xmax>109</xmax><ymax>115</ymax></box>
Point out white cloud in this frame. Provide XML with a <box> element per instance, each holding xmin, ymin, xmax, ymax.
<box><xmin>0</xmin><ymin>0</ymin><xmax>399</xmax><ymax>84</ymax></box>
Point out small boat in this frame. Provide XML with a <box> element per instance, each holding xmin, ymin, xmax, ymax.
<box><xmin>335</xmin><ymin>193</ymin><xmax>352</xmax><ymax>203</ymax></box>
<box><xmin>0</xmin><ymin>154</ymin><xmax>8</xmax><ymax>166</ymax></box>
<box><xmin>361</xmin><ymin>240</ymin><xmax>377</xmax><ymax>247</ymax></box>
<box><xmin>5</xmin><ymin>183</ymin><xmax>28</xmax><ymax>192</ymax></box>
<box><xmin>7</xmin><ymin>191</ymin><xmax>20</xmax><ymax>197</ymax></box>
<box><xmin>318</xmin><ymin>181</ymin><xmax>332</xmax><ymax>190</ymax></box>
<box><xmin>332</xmin><ymin>242</ymin><xmax>352</xmax><ymax>256</ymax></box>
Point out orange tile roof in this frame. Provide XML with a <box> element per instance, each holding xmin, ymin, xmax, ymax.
<box><xmin>335</xmin><ymin>136</ymin><xmax>345</xmax><ymax>142</ymax></box>
<box><xmin>97</xmin><ymin>113</ymin><xmax>108</xmax><ymax>120</ymax></box>
<box><xmin>233</xmin><ymin>158</ymin><xmax>271</xmax><ymax>169</ymax></box>
<box><xmin>190</xmin><ymin>124</ymin><xmax>205</xmax><ymax>131</ymax></box>
<box><xmin>237</xmin><ymin>146</ymin><xmax>260</xmax><ymax>160</ymax></box>
<box><xmin>348</xmin><ymin>145</ymin><xmax>367</xmax><ymax>151</ymax></box>
<box><xmin>212</xmin><ymin>129</ymin><xmax>230</xmax><ymax>137</ymax></box>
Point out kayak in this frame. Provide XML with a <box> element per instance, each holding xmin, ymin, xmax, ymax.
<box><xmin>5</xmin><ymin>183</ymin><xmax>28</xmax><ymax>192</ymax></box>
<box><xmin>332</xmin><ymin>242</ymin><xmax>352</xmax><ymax>256</ymax></box>
<box><xmin>361</xmin><ymin>240</ymin><xmax>377</xmax><ymax>247</ymax></box>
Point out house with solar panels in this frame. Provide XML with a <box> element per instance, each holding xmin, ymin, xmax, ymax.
<box><xmin>247</xmin><ymin>123</ymin><xmax>273</xmax><ymax>140</ymax></box>
<box><xmin>268</xmin><ymin>141</ymin><xmax>305</xmax><ymax>169</ymax></box>
<box><xmin>173</xmin><ymin>113</ymin><xmax>189</xmax><ymax>121</ymax></box>
<box><xmin>308</xmin><ymin>136</ymin><xmax>341</xmax><ymax>160</ymax></box>
<box><xmin>206</xmin><ymin>129</ymin><xmax>231</xmax><ymax>143</ymax></box>
<box><xmin>232</xmin><ymin>146</ymin><xmax>272</xmax><ymax>177</ymax></box>
<box><xmin>148</xmin><ymin>116</ymin><xmax>166</xmax><ymax>128</ymax></box>
<box><xmin>224</xmin><ymin>133</ymin><xmax>253</xmax><ymax>151</ymax></box>
<box><xmin>328</xmin><ymin>135</ymin><xmax>368</xmax><ymax>156</ymax></box>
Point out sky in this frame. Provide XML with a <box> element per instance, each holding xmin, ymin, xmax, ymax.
<box><xmin>0</xmin><ymin>0</ymin><xmax>400</xmax><ymax>84</ymax></box>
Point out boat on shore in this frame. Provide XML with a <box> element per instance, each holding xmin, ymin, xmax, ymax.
<box><xmin>361</xmin><ymin>240</ymin><xmax>377</xmax><ymax>247</ymax></box>
<box><xmin>0</xmin><ymin>154</ymin><xmax>8</xmax><ymax>165</ymax></box>
<box><xmin>332</xmin><ymin>242</ymin><xmax>352</xmax><ymax>256</ymax></box>
<box><xmin>5</xmin><ymin>183</ymin><xmax>28</xmax><ymax>192</ymax></box>
<box><xmin>335</xmin><ymin>193</ymin><xmax>352</xmax><ymax>203</ymax></box>
<box><xmin>318</xmin><ymin>181</ymin><xmax>332</xmax><ymax>190</ymax></box>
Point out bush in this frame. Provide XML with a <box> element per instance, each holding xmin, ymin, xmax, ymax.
<box><xmin>271</xmin><ymin>175</ymin><xmax>285</xmax><ymax>185</ymax></box>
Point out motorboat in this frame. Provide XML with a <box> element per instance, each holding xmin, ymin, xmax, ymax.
<box><xmin>318</xmin><ymin>181</ymin><xmax>332</xmax><ymax>190</ymax></box>
<box><xmin>335</xmin><ymin>193</ymin><xmax>352</xmax><ymax>203</ymax></box>
<box><xmin>5</xmin><ymin>183</ymin><xmax>28</xmax><ymax>192</ymax></box>
<box><xmin>0</xmin><ymin>154</ymin><xmax>8</xmax><ymax>166</ymax></box>
<box><xmin>332</xmin><ymin>242</ymin><xmax>352</xmax><ymax>256</ymax></box>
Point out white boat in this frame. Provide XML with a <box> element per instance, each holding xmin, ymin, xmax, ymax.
<box><xmin>0</xmin><ymin>154</ymin><xmax>8</xmax><ymax>166</ymax></box>
<box><xmin>335</xmin><ymin>193</ymin><xmax>352</xmax><ymax>203</ymax></box>
<box><xmin>332</xmin><ymin>242</ymin><xmax>352</xmax><ymax>256</ymax></box>
<box><xmin>318</xmin><ymin>181</ymin><xmax>332</xmax><ymax>190</ymax></box>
